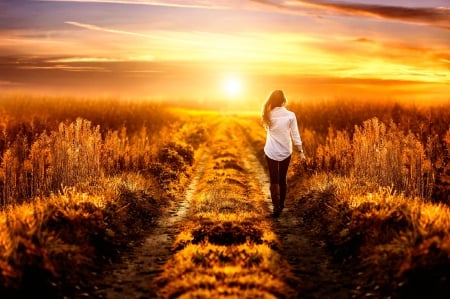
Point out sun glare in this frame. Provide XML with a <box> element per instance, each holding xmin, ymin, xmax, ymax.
<box><xmin>223</xmin><ymin>75</ymin><xmax>242</xmax><ymax>98</ymax></box>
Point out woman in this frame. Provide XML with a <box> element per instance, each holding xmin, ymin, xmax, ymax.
<box><xmin>262</xmin><ymin>90</ymin><xmax>306</xmax><ymax>217</ymax></box>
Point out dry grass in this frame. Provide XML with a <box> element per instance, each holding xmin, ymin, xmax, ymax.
<box><xmin>0</xmin><ymin>95</ymin><xmax>179</xmax><ymax>206</ymax></box>
<box><xmin>0</xmin><ymin>94</ymin><xmax>449</xmax><ymax>298</ymax></box>
<box><xmin>289</xmin><ymin>99</ymin><xmax>450</xmax><ymax>202</ymax></box>
<box><xmin>293</xmin><ymin>117</ymin><xmax>438</xmax><ymax>200</ymax></box>
<box><xmin>0</xmin><ymin>101</ymin><xmax>209</xmax><ymax>297</ymax></box>
<box><xmin>291</xmin><ymin>174</ymin><xmax>450</xmax><ymax>298</ymax></box>
<box><xmin>0</xmin><ymin>96</ymin><xmax>212</xmax><ymax>206</ymax></box>
<box><xmin>353</xmin><ymin>118</ymin><xmax>434</xmax><ymax>198</ymax></box>
<box><xmin>0</xmin><ymin>177</ymin><xmax>158</xmax><ymax>297</ymax></box>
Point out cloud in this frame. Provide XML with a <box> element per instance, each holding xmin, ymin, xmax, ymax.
<box><xmin>354</xmin><ymin>37</ymin><xmax>373</xmax><ymax>43</ymax></box>
<box><xmin>65</xmin><ymin>21</ymin><xmax>149</xmax><ymax>37</ymax></box>
<box><xmin>124</xmin><ymin>70</ymin><xmax>165</xmax><ymax>73</ymax></box>
<box><xmin>63</xmin><ymin>20</ymin><xmax>197</xmax><ymax>45</ymax></box>
<box><xmin>434</xmin><ymin>52</ymin><xmax>450</xmax><ymax>67</ymax></box>
<box><xmin>47</xmin><ymin>57</ymin><xmax>126</xmax><ymax>63</ymax></box>
<box><xmin>287</xmin><ymin>1</ymin><xmax>450</xmax><ymax>30</ymax></box>
<box><xmin>0</xmin><ymin>55</ymin><xmax>110</xmax><ymax>72</ymax></box>
<box><xmin>36</xmin><ymin>0</ymin><xmax>231</xmax><ymax>10</ymax></box>
<box><xmin>46</xmin><ymin>56</ymin><xmax>156</xmax><ymax>63</ymax></box>
<box><xmin>248</xmin><ymin>0</ymin><xmax>284</xmax><ymax>9</ymax></box>
<box><xmin>18</xmin><ymin>64</ymin><xmax>110</xmax><ymax>72</ymax></box>
<box><xmin>0</xmin><ymin>80</ymin><xmax>21</xmax><ymax>87</ymax></box>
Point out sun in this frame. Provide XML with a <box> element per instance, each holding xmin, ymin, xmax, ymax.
<box><xmin>223</xmin><ymin>75</ymin><xmax>243</xmax><ymax>98</ymax></box>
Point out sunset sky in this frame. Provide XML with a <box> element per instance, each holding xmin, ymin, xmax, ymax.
<box><xmin>1</xmin><ymin>0</ymin><xmax>449</xmax><ymax>106</ymax></box>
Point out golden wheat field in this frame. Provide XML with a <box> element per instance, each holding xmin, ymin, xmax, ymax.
<box><xmin>2</xmin><ymin>0</ymin><xmax>450</xmax><ymax>297</ymax></box>
<box><xmin>0</xmin><ymin>94</ymin><xmax>449</xmax><ymax>299</ymax></box>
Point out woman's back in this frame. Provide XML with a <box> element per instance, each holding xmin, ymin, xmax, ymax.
<box><xmin>264</xmin><ymin>106</ymin><xmax>298</xmax><ymax>161</ymax></box>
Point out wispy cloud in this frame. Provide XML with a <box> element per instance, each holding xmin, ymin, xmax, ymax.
<box><xmin>0</xmin><ymin>80</ymin><xmax>21</xmax><ymax>87</ymax></box>
<box><xmin>63</xmin><ymin>20</ymin><xmax>199</xmax><ymax>45</ymax></box>
<box><xmin>65</xmin><ymin>21</ymin><xmax>149</xmax><ymax>37</ymax></box>
<box><xmin>47</xmin><ymin>57</ymin><xmax>125</xmax><ymax>63</ymax></box>
<box><xmin>124</xmin><ymin>70</ymin><xmax>165</xmax><ymax>73</ymax></box>
<box><xmin>36</xmin><ymin>0</ymin><xmax>231</xmax><ymax>10</ymax></box>
<box><xmin>249</xmin><ymin>0</ymin><xmax>284</xmax><ymax>9</ymax></box>
<box><xmin>286</xmin><ymin>1</ymin><xmax>450</xmax><ymax>30</ymax></box>
<box><xmin>46</xmin><ymin>56</ymin><xmax>156</xmax><ymax>63</ymax></box>
<box><xmin>18</xmin><ymin>64</ymin><xmax>110</xmax><ymax>72</ymax></box>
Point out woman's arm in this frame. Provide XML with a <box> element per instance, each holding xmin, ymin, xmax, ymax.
<box><xmin>289</xmin><ymin>114</ymin><xmax>302</xmax><ymax>147</ymax></box>
<box><xmin>289</xmin><ymin>114</ymin><xmax>306</xmax><ymax>159</ymax></box>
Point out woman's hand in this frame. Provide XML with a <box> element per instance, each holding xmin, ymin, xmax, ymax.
<box><xmin>299</xmin><ymin>152</ymin><xmax>306</xmax><ymax>160</ymax></box>
<box><xmin>296</xmin><ymin>145</ymin><xmax>306</xmax><ymax>160</ymax></box>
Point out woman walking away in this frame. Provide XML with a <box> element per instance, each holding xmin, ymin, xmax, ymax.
<box><xmin>262</xmin><ymin>90</ymin><xmax>306</xmax><ymax>217</ymax></box>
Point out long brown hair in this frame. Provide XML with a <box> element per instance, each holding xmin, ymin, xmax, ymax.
<box><xmin>261</xmin><ymin>90</ymin><xmax>287</xmax><ymax>128</ymax></box>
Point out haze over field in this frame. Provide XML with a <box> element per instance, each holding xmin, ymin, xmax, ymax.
<box><xmin>1</xmin><ymin>0</ymin><xmax>449</xmax><ymax>105</ymax></box>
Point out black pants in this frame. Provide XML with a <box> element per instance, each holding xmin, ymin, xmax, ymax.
<box><xmin>265</xmin><ymin>154</ymin><xmax>291</xmax><ymax>186</ymax></box>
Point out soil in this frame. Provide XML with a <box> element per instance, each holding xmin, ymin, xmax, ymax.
<box><xmin>71</xmin><ymin>116</ymin><xmax>366</xmax><ymax>299</ymax></box>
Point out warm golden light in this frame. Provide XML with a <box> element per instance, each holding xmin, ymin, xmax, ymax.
<box><xmin>223</xmin><ymin>75</ymin><xmax>243</xmax><ymax>99</ymax></box>
<box><xmin>1</xmin><ymin>1</ymin><xmax>449</xmax><ymax>102</ymax></box>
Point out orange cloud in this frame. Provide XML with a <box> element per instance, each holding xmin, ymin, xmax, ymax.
<box><xmin>18</xmin><ymin>65</ymin><xmax>110</xmax><ymax>72</ymax></box>
<box><xmin>0</xmin><ymin>80</ymin><xmax>21</xmax><ymax>87</ymax></box>
<box><xmin>289</xmin><ymin>1</ymin><xmax>450</xmax><ymax>30</ymax></box>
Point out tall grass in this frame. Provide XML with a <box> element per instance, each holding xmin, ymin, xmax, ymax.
<box><xmin>52</xmin><ymin>119</ymin><xmax>101</xmax><ymax>190</ymax></box>
<box><xmin>1</xmin><ymin>118</ymin><xmax>131</xmax><ymax>205</ymax></box>
<box><xmin>315</xmin><ymin>127</ymin><xmax>352</xmax><ymax>175</ymax></box>
<box><xmin>295</xmin><ymin>117</ymin><xmax>436</xmax><ymax>199</ymax></box>
<box><xmin>289</xmin><ymin>98</ymin><xmax>450</xmax><ymax>142</ymax></box>
<box><xmin>0</xmin><ymin>95</ymin><xmax>179</xmax><ymax>207</ymax></box>
<box><xmin>445</xmin><ymin>128</ymin><xmax>450</xmax><ymax>164</ymax></box>
<box><xmin>0</xmin><ymin>116</ymin><xmax>202</xmax><ymax>207</ymax></box>
<box><xmin>289</xmin><ymin>98</ymin><xmax>450</xmax><ymax>201</ymax></box>
<box><xmin>352</xmin><ymin>118</ymin><xmax>434</xmax><ymax>198</ymax></box>
<box><xmin>0</xmin><ymin>109</ymin><xmax>209</xmax><ymax>297</ymax></box>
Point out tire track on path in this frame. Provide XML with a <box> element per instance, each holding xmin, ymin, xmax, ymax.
<box><xmin>154</xmin><ymin>116</ymin><xmax>299</xmax><ymax>298</ymax></box>
<box><xmin>83</xmin><ymin>133</ymin><xmax>214</xmax><ymax>299</ymax></box>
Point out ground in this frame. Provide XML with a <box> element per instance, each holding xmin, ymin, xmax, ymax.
<box><xmin>71</xmin><ymin>116</ymin><xmax>372</xmax><ymax>299</ymax></box>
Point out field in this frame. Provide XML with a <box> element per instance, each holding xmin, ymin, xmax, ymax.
<box><xmin>0</xmin><ymin>94</ymin><xmax>450</xmax><ymax>299</ymax></box>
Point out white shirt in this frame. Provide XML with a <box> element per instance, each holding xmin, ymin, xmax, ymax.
<box><xmin>264</xmin><ymin>106</ymin><xmax>303</xmax><ymax>161</ymax></box>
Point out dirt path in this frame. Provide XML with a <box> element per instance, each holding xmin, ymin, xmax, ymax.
<box><xmin>77</xmin><ymin>145</ymin><xmax>212</xmax><ymax>299</ymax></box>
<box><xmin>235</xmin><ymin>121</ymin><xmax>355</xmax><ymax>299</ymax></box>
<box><xmin>76</xmin><ymin>115</ymin><xmax>356</xmax><ymax>299</ymax></box>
